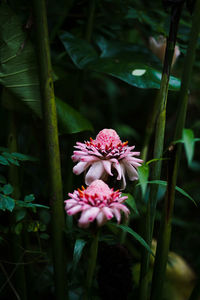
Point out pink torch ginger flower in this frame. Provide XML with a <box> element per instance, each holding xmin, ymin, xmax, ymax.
<box><xmin>64</xmin><ymin>180</ymin><xmax>129</xmax><ymax>228</ymax></box>
<box><xmin>72</xmin><ymin>129</ymin><xmax>143</xmax><ymax>189</ymax></box>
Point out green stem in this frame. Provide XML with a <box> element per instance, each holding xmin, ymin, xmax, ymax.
<box><xmin>33</xmin><ymin>1</ymin><xmax>67</xmax><ymax>299</ymax></box>
<box><xmin>84</xmin><ymin>229</ymin><xmax>99</xmax><ymax>300</ymax></box>
<box><xmin>150</xmin><ymin>2</ymin><xmax>200</xmax><ymax>300</ymax></box>
<box><xmin>6</xmin><ymin>97</ymin><xmax>27</xmax><ymax>300</ymax></box>
<box><xmin>139</xmin><ymin>5</ymin><xmax>182</xmax><ymax>300</ymax></box>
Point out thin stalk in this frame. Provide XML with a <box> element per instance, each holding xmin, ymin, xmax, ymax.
<box><xmin>84</xmin><ymin>229</ymin><xmax>99</xmax><ymax>300</ymax></box>
<box><xmin>33</xmin><ymin>1</ymin><xmax>67</xmax><ymax>299</ymax></box>
<box><xmin>150</xmin><ymin>2</ymin><xmax>200</xmax><ymax>300</ymax></box>
<box><xmin>7</xmin><ymin>105</ymin><xmax>27</xmax><ymax>300</ymax></box>
<box><xmin>139</xmin><ymin>5</ymin><xmax>182</xmax><ymax>300</ymax></box>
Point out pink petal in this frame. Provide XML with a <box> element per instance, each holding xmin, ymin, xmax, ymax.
<box><xmin>123</xmin><ymin>161</ymin><xmax>138</xmax><ymax>181</ymax></box>
<box><xmin>120</xmin><ymin>163</ymin><xmax>126</xmax><ymax>190</ymax></box>
<box><xmin>111</xmin><ymin>203</ymin><xmax>130</xmax><ymax>217</ymax></box>
<box><xmin>113</xmin><ymin>161</ymin><xmax>122</xmax><ymax>180</ymax></box>
<box><xmin>81</xmin><ymin>156</ymin><xmax>99</xmax><ymax>163</ymax></box>
<box><xmin>67</xmin><ymin>205</ymin><xmax>83</xmax><ymax>216</ymax></box>
<box><xmin>64</xmin><ymin>199</ymin><xmax>77</xmax><ymax>210</ymax></box>
<box><xmin>73</xmin><ymin>161</ymin><xmax>89</xmax><ymax>175</ymax></box>
<box><xmin>112</xmin><ymin>207</ymin><xmax>121</xmax><ymax>223</ymax></box>
<box><xmin>78</xmin><ymin>207</ymin><xmax>100</xmax><ymax>227</ymax></box>
<box><xmin>102</xmin><ymin>207</ymin><xmax>114</xmax><ymax>220</ymax></box>
<box><xmin>85</xmin><ymin>161</ymin><xmax>105</xmax><ymax>186</ymax></box>
<box><xmin>102</xmin><ymin>160</ymin><xmax>113</xmax><ymax>176</ymax></box>
<box><xmin>96</xmin><ymin>211</ymin><xmax>107</xmax><ymax>226</ymax></box>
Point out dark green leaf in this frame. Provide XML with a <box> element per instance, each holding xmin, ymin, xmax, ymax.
<box><xmin>182</xmin><ymin>128</ymin><xmax>195</xmax><ymax>165</ymax></box>
<box><xmin>0</xmin><ymin>194</ymin><xmax>15</xmax><ymax>212</ymax></box>
<box><xmin>138</xmin><ymin>164</ymin><xmax>149</xmax><ymax>198</ymax></box>
<box><xmin>0</xmin><ymin>4</ymin><xmax>42</xmax><ymax>116</ymax></box>
<box><xmin>12</xmin><ymin>152</ymin><xmax>38</xmax><ymax>162</ymax></box>
<box><xmin>0</xmin><ymin>175</ymin><xmax>6</xmax><ymax>184</ymax></box>
<box><xmin>112</xmin><ymin>224</ymin><xmax>154</xmax><ymax>255</ymax></box>
<box><xmin>122</xmin><ymin>193</ymin><xmax>139</xmax><ymax>215</ymax></box>
<box><xmin>15</xmin><ymin>209</ymin><xmax>26</xmax><ymax>222</ymax></box>
<box><xmin>72</xmin><ymin>239</ymin><xmax>87</xmax><ymax>272</ymax></box>
<box><xmin>15</xmin><ymin>223</ymin><xmax>23</xmax><ymax>235</ymax></box>
<box><xmin>141</xmin><ymin>180</ymin><xmax>197</xmax><ymax>205</ymax></box>
<box><xmin>60</xmin><ymin>32</ymin><xmax>181</xmax><ymax>91</ymax></box>
<box><xmin>0</xmin><ymin>155</ymin><xmax>9</xmax><ymax>165</ymax></box>
<box><xmin>16</xmin><ymin>200</ymin><xmax>49</xmax><ymax>209</ymax></box>
<box><xmin>56</xmin><ymin>98</ymin><xmax>93</xmax><ymax>134</ymax></box>
<box><xmin>24</xmin><ymin>194</ymin><xmax>35</xmax><ymax>202</ymax></box>
<box><xmin>2</xmin><ymin>184</ymin><xmax>13</xmax><ymax>195</ymax></box>
<box><xmin>2</xmin><ymin>152</ymin><xmax>19</xmax><ymax>166</ymax></box>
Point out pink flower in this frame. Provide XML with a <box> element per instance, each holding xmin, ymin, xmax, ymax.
<box><xmin>64</xmin><ymin>180</ymin><xmax>129</xmax><ymax>228</ymax></box>
<box><xmin>72</xmin><ymin>129</ymin><xmax>143</xmax><ymax>189</ymax></box>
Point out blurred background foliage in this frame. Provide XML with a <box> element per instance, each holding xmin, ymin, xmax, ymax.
<box><xmin>0</xmin><ymin>0</ymin><xmax>200</xmax><ymax>299</ymax></box>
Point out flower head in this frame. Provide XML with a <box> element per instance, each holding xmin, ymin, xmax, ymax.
<box><xmin>64</xmin><ymin>180</ymin><xmax>129</xmax><ymax>228</ymax></box>
<box><xmin>72</xmin><ymin>129</ymin><xmax>143</xmax><ymax>189</ymax></box>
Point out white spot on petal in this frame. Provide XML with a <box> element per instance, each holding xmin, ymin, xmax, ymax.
<box><xmin>132</xmin><ymin>69</ymin><xmax>146</xmax><ymax>76</ymax></box>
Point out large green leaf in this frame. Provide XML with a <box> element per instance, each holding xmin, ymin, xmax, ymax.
<box><xmin>0</xmin><ymin>194</ymin><xmax>15</xmax><ymax>212</ymax></box>
<box><xmin>0</xmin><ymin>4</ymin><xmax>42</xmax><ymax>116</ymax></box>
<box><xmin>182</xmin><ymin>128</ymin><xmax>195</xmax><ymax>166</ymax></box>
<box><xmin>138</xmin><ymin>164</ymin><xmax>149</xmax><ymax>198</ymax></box>
<box><xmin>60</xmin><ymin>32</ymin><xmax>181</xmax><ymax>90</ymax></box>
<box><xmin>56</xmin><ymin>98</ymin><xmax>93</xmax><ymax>134</ymax></box>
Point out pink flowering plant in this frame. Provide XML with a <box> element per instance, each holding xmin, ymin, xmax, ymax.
<box><xmin>65</xmin><ymin>179</ymin><xmax>130</xmax><ymax>228</ymax></box>
<box><xmin>72</xmin><ymin>128</ymin><xmax>143</xmax><ymax>189</ymax></box>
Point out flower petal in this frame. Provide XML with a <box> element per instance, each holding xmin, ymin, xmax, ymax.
<box><xmin>96</xmin><ymin>211</ymin><xmax>107</xmax><ymax>226</ymax></box>
<box><xmin>102</xmin><ymin>207</ymin><xmax>114</xmax><ymax>220</ymax></box>
<box><xmin>67</xmin><ymin>205</ymin><xmax>83</xmax><ymax>216</ymax></box>
<box><xmin>78</xmin><ymin>207</ymin><xmax>100</xmax><ymax>227</ymax></box>
<box><xmin>102</xmin><ymin>160</ymin><xmax>113</xmax><ymax>176</ymax></box>
<box><xmin>123</xmin><ymin>161</ymin><xmax>138</xmax><ymax>181</ymax></box>
<box><xmin>73</xmin><ymin>161</ymin><xmax>89</xmax><ymax>175</ymax></box>
<box><xmin>85</xmin><ymin>161</ymin><xmax>105</xmax><ymax>185</ymax></box>
<box><xmin>113</xmin><ymin>161</ymin><xmax>122</xmax><ymax>180</ymax></box>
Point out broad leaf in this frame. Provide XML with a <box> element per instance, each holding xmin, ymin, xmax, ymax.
<box><xmin>0</xmin><ymin>4</ymin><xmax>42</xmax><ymax>116</ymax></box>
<box><xmin>182</xmin><ymin>128</ymin><xmax>195</xmax><ymax>165</ymax></box>
<box><xmin>60</xmin><ymin>32</ymin><xmax>181</xmax><ymax>91</ymax></box>
<box><xmin>56</xmin><ymin>98</ymin><xmax>93</xmax><ymax>134</ymax></box>
<box><xmin>122</xmin><ymin>193</ymin><xmax>139</xmax><ymax>215</ymax></box>
<box><xmin>1</xmin><ymin>184</ymin><xmax>13</xmax><ymax>195</ymax></box>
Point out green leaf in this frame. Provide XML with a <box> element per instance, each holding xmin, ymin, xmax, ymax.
<box><xmin>0</xmin><ymin>155</ymin><xmax>9</xmax><ymax>165</ymax></box>
<box><xmin>138</xmin><ymin>164</ymin><xmax>149</xmax><ymax>198</ymax></box>
<box><xmin>24</xmin><ymin>194</ymin><xmax>35</xmax><ymax>202</ymax></box>
<box><xmin>141</xmin><ymin>180</ymin><xmax>197</xmax><ymax>205</ymax></box>
<box><xmin>72</xmin><ymin>239</ymin><xmax>87</xmax><ymax>273</ymax></box>
<box><xmin>15</xmin><ymin>223</ymin><xmax>23</xmax><ymax>235</ymax></box>
<box><xmin>122</xmin><ymin>193</ymin><xmax>139</xmax><ymax>215</ymax></box>
<box><xmin>2</xmin><ymin>184</ymin><xmax>13</xmax><ymax>195</ymax></box>
<box><xmin>0</xmin><ymin>4</ymin><xmax>42</xmax><ymax>116</ymax></box>
<box><xmin>11</xmin><ymin>152</ymin><xmax>38</xmax><ymax>162</ymax></box>
<box><xmin>60</xmin><ymin>32</ymin><xmax>181</xmax><ymax>91</ymax></box>
<box><xmin>56</xmin><ymin>98</ymin><xmax>93</xmax><ymax>134</ymax></box>
<box><xmin>15</xmin><ymin>209</ymin><xmax>26</xmax><ymax>222</ymax></box>
<box><xmin>2</xmin><ymin>152</ymin><xmax>19</xmax><ymax>166</ymax></box>
<box><xmin>112</xmin><ymin>224</ymin><xmax>154</xmax><ymax>256</ymax></box>
<box><xmin>16</xmin><ymin>200</ymin><xmax>49</xmax><ymax>209</ymax></box>
<box><xmin>0</xmin><ymin>194</ymin><xmax>15</xmax><ymax>212</ymax></box>
<box><xmin>182</xmin><ymin>128</ymin><xmax>195</xmax><ymax>165</ymax></box>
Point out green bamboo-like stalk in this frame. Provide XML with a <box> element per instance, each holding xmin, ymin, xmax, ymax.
<box><xmin>150</xmin><ymin>2</ymin><xmax>200</xmax><ymax>300</ymax></box>
<box><xmin>7</xmin><ymin>105</ymin><xmax>27</xmax><ymax>300</ymax></box>
<box><xmin>139</xmin><ymin>5</ymin><xmax>182</xmax><ymax>300</ymax></box>
<box><xmin>84</xmin><ymin>229</ymin><xmax>99</xmax><ymax>300</ymax></box>
<box><xmin>33</xmin><ymin>1</ymin><xmax>67</xmax><ymax>299</ymax></box>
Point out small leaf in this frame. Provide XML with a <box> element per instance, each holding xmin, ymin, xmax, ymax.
<box><xmin>112</xmin><ymin>224</ymin><xmax>154</xmax><ymax>256</ymax></box>
<box><xmin>15</xmin><ymin>209</ymin><xmax>26</xmax><ymax>222</ymax></box>
<box><xmin>0</xmin><ymin>194</ymin><xmax>15</xmax><ymax>212</ymax></box>
<box><xmin>15</xmin><ymin>223</ymin><xmax>23</xmax><ymax>235</ymax></box>
<box><xmin>24</xmin><ymin>194</ymin><xmax>35</xmax><ymax>202</ymax></box>
<box><xmin>0</xmin><ymin>155</ymin><xmax>9</xmax><ymax>165</ymax></box>
<box><xmin>72</xmin><ymin>239</ymin><xmax>87</xmax><ymax>273</ymax></box>
<box><xmin>56</xmin><ymin>97</ymin><xmax>93</xmax><ymax>134</ymax></box>
<box><xmin>2</xmin><ymin>152</ymin><xmax>19</xmax><ymax>166</ymax></box>
<box><xmin>2</xmin><ymin>184</ymin><xmax>13</xmax><ymax>195</ymax></box>
<box><xmin>138</xmin><ymin>164</ymin><xmax>149</xmax><ymax>198</ymax></box>
<box><xmin>122</xmin><ymin>193</ymin><xmax>139</xmax><ymax>215</ymax></box>
<box><xmin>182</xmin><ymin>128</ymin><xmax>195</xmax><ymax>165</ymax></box>
<box><xmin>12</xmin><ymin>152</ymin><xmax>38</xmax><ymax>162</ymax></box>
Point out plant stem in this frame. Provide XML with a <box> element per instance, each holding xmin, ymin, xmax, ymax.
<box><xmin>84</xmin><ymin>229</ymin><xmax>99</xmax><ymax>300</ymax></box>
<box><xmin>150</xmin><ymin>2</ymin><xmax>200</xmax><ymax>300</ymax></box>
<box><xmin>33</xmin><ymin>1</ymin><xmax>67</xmax><ymax>299</ymax></box>
<box><xmin>6</xmin><ymin>98</ymin><xmax>27</xmax><ymax>300</ymax></box>
<box><xmin>139</xmin><ymin>5</ymin><xmax>182</xmax><ymax>300</ymax></box>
